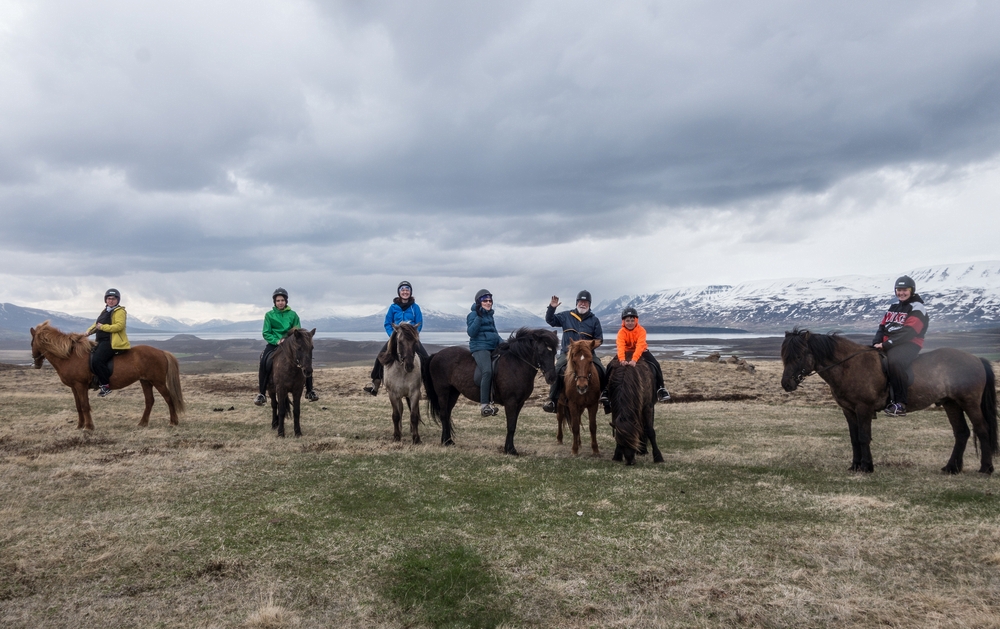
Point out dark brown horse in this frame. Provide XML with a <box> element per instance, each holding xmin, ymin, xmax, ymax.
<box><xmin>379</xmin><ymin>323</ymin><xmax>424</xmax><ymax>444</ymax></box>
<box><xmin>423</xmin><ymin>328</ymin><xmax>558</xmax><ymax>455</ymax></box>
<box><xmin>781</xmin><ymin>329</ymin><xmax>998</xmax><ymax>474</ymax></box>
<box><xmin>556</xmin><ymin>339</ymin><xmax>601</xmax><ymax>456</ymax></box>
<box><xmin>30</xmin><ymin>321</ymin><xmax>185</xmax><ymax>430</ymax></box>
<box><xmin>608</xmin><ymin>359</ymin><xmax>663</xmax><ymax>465</ymax></box>
<box><xmin>267</xmin><ymin>327</ymin><xmax>316</xmax><ymax>438</ymax></box>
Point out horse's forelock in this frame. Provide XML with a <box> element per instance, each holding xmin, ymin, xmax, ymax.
<box><xmin>33</xmin><ymin>322</ymin><xmax>93</xmax><ymax>359</ymax></box>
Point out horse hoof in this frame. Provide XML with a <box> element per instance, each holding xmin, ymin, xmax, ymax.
<box><xmin>979</xmin><ymin>466</ymin><xmax>994</xmax><ymax>475</ymax></box>
<box><xmin>942</xmin><ymin>464</ymin><xmax>961</xmax><ymax>475</ymax></box>
<box><xmin>443</xmin><ymin>439</ymin><xmax>455</xmax><ymax>447</ymax></box>
<box><xmin>295</xmin><ymin>432</ymin><xmax>302</xmax><ymax>438</ymax></box>
<box><xmin>653</xmin><ymin>454</ymin><xmax>664</xmax><ymax>463</ymax></box>
<box><xmin>277</xmin><ymin>432</ymin><xmax>285</xmax><ymax>438</ymax></box>
<box><xmin>505</xmin><ymin>447</ymin><xmax>519</xmax><ymax>456</ymax></box>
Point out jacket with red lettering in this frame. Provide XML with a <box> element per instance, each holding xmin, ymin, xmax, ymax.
<box><xmin>872</xmin><ymin>294</ymin><xmax>929</xmax><ymax>349</ymax></box>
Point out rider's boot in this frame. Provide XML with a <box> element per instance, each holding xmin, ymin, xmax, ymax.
<box><xmin>599</xmin><ymin>389</ymin><xmax>611</xmax><ymax>415</ymax></box>
<box><xmin>254</xmin><ymin>393</ymin><xmax>266</xmax><ymax>406</ymax></box>
<box><xmin>657</xmin><ymin>388</ymin><xmax>671</xmax><ymax>402</ymax></box>
<box><xmin>363</xmin><ymin>379</ymin><xmax>381</xmax><ymax>396</ymax></box>
<box><xmin>305</xmin><ymin>390</ymin><xmax>320</xmax><ymax>402</ymax></box>
<box><xmin>884</xmin><ymin>402</ymin><xmax>906</xmax><ymax>417</ymax></box>
<box><xmin>98</xmin><ymin>384</ymin><xmax>112</xmax><ymax>398</ymax></box>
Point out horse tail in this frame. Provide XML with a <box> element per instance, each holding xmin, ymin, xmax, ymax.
<box><xmin>980</xmin><ymin>358</ymin><xmax>998</xmax><ymax>456</ymax></box>
<box><xmin>165</xmin><ymin>351</ymin><xmax>186</xmax><ymax>416</ymax></box>
<box><xmin>422</xmin><ymin>352</ymin><xmax>442</xmax><ymax>425</ymax></box>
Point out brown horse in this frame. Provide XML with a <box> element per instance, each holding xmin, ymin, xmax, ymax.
<box><xmin>30</xmin><ymin>321</ymin><xmax>185</xmax><ymax>430</ymax></box>
<box><xmin>556</xmin><ymin>339</ymin><xmax>601</xmax><ymax>456</ymax></box>
<box><xmin>608</xmin><ymin>359</ymin><xmax>663</xmax><ymax>465</ymax></box>
<box><xmin>423</xmin><ymin>328</ymin><xmax>558</xmax><ymax>455</ymax></box>
<box><xmin>267</xmin><ymin>327</ymin><xmax>316</xmax><ymax>438</ymax></box>
<box><xmin>781</xmin><ymin>329</ymin><xmax>998</xmax><ymax>474</ymax></box>
<box><xmin>379</xmin><ymin>323</ymin><xmax>424</xmax><ymax>444</ymax></box>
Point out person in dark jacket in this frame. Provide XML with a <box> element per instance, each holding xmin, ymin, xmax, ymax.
<box><xmin>86</xmin><ymin>288</ymin><xmax>130</xmax><ymax>397</ymax></box>
<box><xmin>468</xmin><ymin>289</ymin><xmax>502</xmax><ymax>416</ymax></box>
<box><xmin>364</xmin><ymin>281</ymin><xmax>429</xmax><ymax>395</ymax></box>
<box><xmin>872</xmin><ymin>275</ymin><xmax>929</xmax><ymax>416</ymax></box>
<box><xmin>542</xmin><ymin>290</ymin><xmax>606</xmax><ymax>413</ymax></box>
<box><xmin>255</xmin><ymin>287</ymin><xmax>318</xmax><ymax>405</ymax></box>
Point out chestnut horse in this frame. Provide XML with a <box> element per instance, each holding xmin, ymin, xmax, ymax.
<box><xmin>30</xmin><ymin>321</ymin><xmax>185</xmax><ymax>430</ymax></box>
<box><xmin>379</xmin><ymin>323</ymin><xmax>424</xmax><ymax>444</ymax></box>
<box><xmin>608</xmin><ymin>359</ymin><xmax>663</xmax><ymax>465</ymax></box>
<box><xmin>267</xmin><ymin>327</ymin><xmax>315</xmax><ymax>438</ymax></box>
<box><xmin>781</xmin><ymin>329</ymin><xmax>998</xmax><ymax>474</ymax></box>
<box><xmin>423</xmin><ymin>328</ymin><xmax>558</xmax><ymax>455</ymax></box>
<box><xmin>556</xmin><ymin>339</ymin><xmax>601</xmax><ymax>456</ymax></box>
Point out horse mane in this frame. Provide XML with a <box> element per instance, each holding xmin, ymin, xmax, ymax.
<box><xmin>781</xmin><ymin>328</ymin><xmax>843</xmax><ymax>365</ymax></box>
<box><xmin>499</xmin><ymin>327</ymin><xmax>558</xmax><ymax>363</ymax></box>
<box><xmin>33</xmin><ymin>321</ymin><xmax>94</xmax><ymax>359</ymax></box>
<box><xmin>380</xmin><ymin>323</ymin><xmax>419</xmax><ymax>365</ymax></box>
<box><xmin>609</xmin><ymin>363</ymin><xmax>648</xmax><ymax>455</ymax></box>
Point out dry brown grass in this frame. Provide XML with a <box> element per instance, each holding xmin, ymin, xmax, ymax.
<box><xmin>1</xmin><ymin>359</ymin><xmax>998</xmax><ymax>628</ymax></box>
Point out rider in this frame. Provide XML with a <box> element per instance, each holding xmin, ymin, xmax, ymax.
<box><xmin>85</xmin><ymin>288</ymin><xmax>130</xmax><ymax>398</ymax></box>
<box><xmin>254</xmin><ymin>288</ymin><xmax>319</xmax><ymax>406</ymax></box>
<box><xmin>364</xmin><ymin>281</ymin><xmax>429</xmax><ymax>395</ymax></box>
<box><xmin>601</xmin><ymin>306</ymin><xmax>671</xmax><ymax>412</ymax></box>
<box><xmin>468</xmin><ymin>289</ymin><xmax>501</xmax><ymax>417</ymax></box>
<box><xmin>542</xmin><ymin>290</ymin><xmax>605</xmax><ymax>413</ymax></box>
<box><xmin>872</xmin><ymin>275</ymin><xmax>929</xmax><ymax>417</ymax></box>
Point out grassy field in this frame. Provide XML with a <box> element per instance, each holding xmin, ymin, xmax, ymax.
<box><xmin>1</xmin><ymin>361</ymin><xmax>998</xmax><ymax>628</ymax></box>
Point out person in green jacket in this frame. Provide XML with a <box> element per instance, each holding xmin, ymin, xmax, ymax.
<box><xmin>254</xmin><ymin>287</ymin><xmax>319</xmax><ymax>405</ymax></box>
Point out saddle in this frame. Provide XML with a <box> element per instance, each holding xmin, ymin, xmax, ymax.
<box><xmin>88</xmin><ymin>349</ymin><xmax>123</xmax><ymax>389</ymax></box>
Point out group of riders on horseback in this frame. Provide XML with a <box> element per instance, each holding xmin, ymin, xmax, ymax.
<box><xmin>83</xmin><ymin>274</ymin><xmax>928</xmax><ymax>419</ymax></box>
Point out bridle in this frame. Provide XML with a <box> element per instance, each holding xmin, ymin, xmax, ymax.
<box><xmin>793</xmin><ymin>347</ymin><xmax>877</xmax><ymax>384</ymax></box>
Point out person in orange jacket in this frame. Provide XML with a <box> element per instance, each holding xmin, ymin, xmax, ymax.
<box><xmin>600</xmin><ymin>306</ymin><xmax>670</xmax><ymax>412</ymax></box>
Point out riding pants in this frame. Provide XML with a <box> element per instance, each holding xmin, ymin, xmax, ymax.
<box><xmin>260</xmin><ymin>343</ymin><xmax>315</xmax><ymax>395</ymax></box>
<box><xmin>370</xmin><ymin>341</ymin><xmax>430</xmax><ymax>382</ymax></box>
<box><xmin>548</xmin><ymin>351</ymin><xmax>606</xmax><ymax>403</ymax></box>
<box><xmin>886</xmin><ymin>342</ymin><xmax>920</xmax><ymax>405</ymax></box>
<box><xmin>92</xmin><ymin>340</ymin><xmax>116</xmax><ymax>387</ymax></box>
<box><xmin>472</xmin><ymin>349</ymin><xmax>494</xmax><ymax>404</ymax></box>
<box><xmin>605</xmin><ymin>351</ymin><xmax>665</xmax><ymax>391</ymax></box>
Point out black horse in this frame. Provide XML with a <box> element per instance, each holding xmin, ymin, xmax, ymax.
<box><xmin>267</xmin><ymin>327</ymin><xmax>316</xmax><ymax>438</ymax></box>
<box><xmin>423</xmin><ymin>328</ymin><xmax>558</xmax><ymax>455</ymax></box>
<box><xmin>608</xmin><ymin>359</ymin><xmax>663</xmax><ymax>465</ymax></box>
<box><xmin>781</xmin><ymin>329</ymin><xmax>997</xmax><ymax>474</ymax></box>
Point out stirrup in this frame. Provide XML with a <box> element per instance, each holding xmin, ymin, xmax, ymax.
<box><xmin>363</xmin><ymin>381</ymin><xmax>380</xmax><ymax>396</ymax></box>
<box><xmin>884</xmin><ymin>402</ymin><xmax>906</xmax><ymax>417</ymax></box>
<box><xmin>305</xmin><ymin>390</ymin><xmax>319</xmax><ymax>402</ymax></box>
<box><xmin>657</xmin><ymin>388</ymin><xmax>671</xmax><ymax>402</ymax></box>
<box><xmin>254</xmin><ymin>393</ymin><xmax>266</xmax><ymax>406</ymax></box>
<box><xmin>542</xmin><ymin>400</ymin><xmax>556</xmax><ymax>413</ymax></box>
<box><xmin>98</xmin><ymin>385</ymin><xmax>112</xmax><ymax>398</ymax></box>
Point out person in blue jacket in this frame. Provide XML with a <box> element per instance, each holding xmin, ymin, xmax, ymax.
<box><xmin>364</xmin><ymin>281</ymin><xmax>429</xmax><ymax>395</ymax></box>
<box><xmin>542</xmin><ymin>290</ymin><xmax>606</xmax><ymax>413</ymax></box>
<box><xmin>468</xmin><ymin>289</ymin><xmax>501</xmax><ymax>417</ymax></box>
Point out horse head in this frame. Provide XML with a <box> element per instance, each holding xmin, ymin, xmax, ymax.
<box><xmin>780</xmin><ymin>329</ymin><xmax>815</xmax><ymax>392</ymax></box>
<box><xmin>30</xmin><ymin>324</ymin><xmax>45</xmax><ymax>369</ymax></box>
<box><xmin>534</xmin><ymin>329</ymin><xmax>559</xmax><ymax>385</ymax></box>
<box><xmin>609</xmin><ymin>363</ymin><xmax>648</xmax><ymax>465</ymax></box>
<box><xmin>390</xmin><ymin>323</ymin><xmax>420</xmax><ymax>373</ymax></box>
<box><xmin>567</xmin><ymin>339</ymin><xmax>598</xmax><ymax>394</ymax></box>
<box><xmin>288</xmin><ymin>328</ymin><xmax>316</xmax><ymax>378</ymax></box>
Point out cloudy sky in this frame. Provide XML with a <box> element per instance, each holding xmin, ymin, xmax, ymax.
<box><xmin>2</xmin><ymin>0</ymin><xmax>1000</xmax><ymax>322</ymax></box>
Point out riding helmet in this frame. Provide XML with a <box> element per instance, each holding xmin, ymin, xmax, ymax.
<box><xmin>397</xmin><ymin>281</ymin><xmax>412</xmax><ymax>295</ymax></box>
<box><xmin>272</xmin><ymin>287</ymin><xmax>289</xmax><ymax>302</ymax></box>
<box><xmin>104</xmin><ymin>288</ymin><xmax>121</xmax><ymax>300</ymax></box>
<box><xmin>576</xmin><ymin>290</ymin><xmax>592</xmax><ymax>304</ymax></box>
<box><xmin>475</xmin><ymin>289</ymin><xmax>493</xmax><ymax>303</ymax></box>
<box><xmin>621</xmin><ymin>306</ymin><xmax>638</xmax><ymax>320</ymax></box>
<box><xmin>894</xmin><ymin>275</ymin><xmax>915</xmax><ymax>291</ymax></box>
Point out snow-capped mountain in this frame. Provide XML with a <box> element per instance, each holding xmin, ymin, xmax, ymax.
<box><xmin>595</xmin><ymin>261</ymin><xmax>1000</xmax><ymax>332</ymax></box>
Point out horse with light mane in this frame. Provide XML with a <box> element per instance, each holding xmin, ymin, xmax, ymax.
<box><xmin>379</xmin><ymin>323</ymin><xmax>424</xmax><ymax>444</ymax></box>
<box><xmin>30</xmin><ymin>321</ymin><xmax>185</xmax><ymax>430</ymax></box>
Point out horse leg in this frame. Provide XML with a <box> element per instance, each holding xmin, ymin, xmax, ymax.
<box><xmin>138</xmin><ymin>380</ymin><xmax>154</xmax><ymax>427</ymax></box>
<box><xmin>292</xmin><ymin>390</ymin><xmax>302</xmax><ymax>437</ymax></box>
<box><xmin>646</xmin><ymin>405</ymin><xmax>663</xmax><ymax>463</ymax></box>
<box><xmin>276</xmin><ymin>391</ymin><xmax>288</xmax><ymax>437</ymax></box>
<box><xmin>843</xmin><ymin>408</ymin><xmax>864</xmax><ymax>472</ymax></box>
<box><xmin>556</xmin><ymin>402</ymin><xmax>565</xmax><ymax>444</ymax></box>
<box><xmin>439</xmin><ymin>388</ymin><xmax>459</xmax><ymax>446</ymax></box>
<box><xmin>390</xmin><ymin>394</ymin><xmax>403</xmax><ymax>442</ymax></box>
<box><xmin>962</xmin><ymin>401</ymin><xmax>994</xmax><ymax>475</ymax></box>
<box><xmin>270</xmin><ymin>392</ymin><xmax>279</xmax><ymax>430</ymax></box>
<box><xmin>857</xmin><ymin>413</ymin><xmax>875</xmax><ymax>473</ymax></box>
<box><xmin>588</xmin><ymin>404</ymin><xmax>600</xmax><ymax>456</ymax></box>
<box><xmin>503</xmin><ymin>402</ymin><xmax>525</xmax><ymax>456</ymax></box>
<box><xmin>612</xmin><ymin>444</ymin><xmax>623</xmax><ymax>462</ymax></box>
<box><xmin>941</xmin><ymin>401</ymin><xmax>970</xmax><ymax>474</ymax></box>
<box><xmin>151</xmin><ymin>381</ymin><xmax>179</xmax><ymax>426</ymax></box>
<box><xmin>570</xmin><ymin>403</ymin><xmax>582</xmax><ymax>456</ymax></box>
<box><xmin>408</xmin><ymin>395</ymin><xmax>421</xmax><ymax>445</ymax></box>
<box><xmin>71</xmin><ymin>385</ymin><xmax>90</xmax><ymax>430</ymax></box>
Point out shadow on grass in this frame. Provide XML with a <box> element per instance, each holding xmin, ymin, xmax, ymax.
<box><xmin>383</xmin><ymin>540</ymin><xmax>510</xmax><ymax>629</ymax></box>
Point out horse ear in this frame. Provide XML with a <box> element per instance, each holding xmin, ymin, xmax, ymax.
<box><xmin>392</xmin><ymin>323</ymin><xmax>399</xmax><ymax>331</ymax></box>
<box><xmin>309</xmin><ymin>328</ymin><xmax>316</xmax><ymax>338</ymax></box>
<box><xmin>589</xmin><ymin>340</ymin><xmax>599</xmax><ymax>349</ymax></box>
<box><xmin>802</xmin><ymin>331</ymin><xmax>811</xmax><ymax>341</ymax></box>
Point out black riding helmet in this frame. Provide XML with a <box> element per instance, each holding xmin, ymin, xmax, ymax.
<box><xmin>104</xmin><ymin>288</ymin><xmax>121</xmax><ymax>300</ymax></box>
<box><xmin>894</xmin><ymin>275</ymin><xmax>915</xmax><ymax>291</ymax></box>
<box><xmin>621</xmin><ymin>306</ymin><xmax>638</xmax><ymax>320</ymax></box>
<box><xmin>272</xmin><ymin>287</ymin><xmax>289</xmax><ymax>303</ymax></box>
<box><xmin>397</xmin><ymin>281</ymin><xmax>412</xmax><ymax>296</ymax></box>
<box><xmin>576</xmin><ymin>290</ymin><xmax>592</xmax><ymax>304</ymax></box>
<box><xmin>475</xmin><ymin>289</ymin><xmax>493</xmax><ymax>303</ymax></box>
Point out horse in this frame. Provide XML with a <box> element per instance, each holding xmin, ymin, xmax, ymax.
<box><xmin>780</xmin><ymin>329</ymin><xmax>998</xmax><ymax>474</ymax></box>
<box><xmin>267</xmin><ymin>327</ymin><xmax>316</xmax><ymax>438</ymax></box>
<box><xmin>29</xmin><ymin>321</ymin><xmax>185</xmax><ymax>430</ymax></box>
<box><xmin>556</xmin><ymin>339</ymin><xmax>601</xmax><ymax>456</ymax></box>
<box><xmin>379</xmin><ymin>323</ymin><xmax>424</xmax><ymax>444</ymax></box>
<box><xmin>423</xmin><ymin>328</ymin><xmax>558</xmax><ymax>455</ymax></box>
<box><xmin>608</xmin><ymin>359</ymin><xmax>663</xmax><ymax>465</ymax></box>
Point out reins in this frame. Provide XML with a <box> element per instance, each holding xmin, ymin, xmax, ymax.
<box><xmin>799</xmin><ymin>347</ymin><xmax>877</xmax><ymax>382</ymax></box>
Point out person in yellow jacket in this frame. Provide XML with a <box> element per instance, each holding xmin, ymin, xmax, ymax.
<box><xmin>86</xmin><ymin>288</ymin><xmax>130</xmax><ymax>397</ymax></box>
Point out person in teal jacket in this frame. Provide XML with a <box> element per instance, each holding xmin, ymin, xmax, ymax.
<box><xmin>467</xmin><ymin>289</ymin><xmax>501</xmax><ymax>416</ymax></box>
<box><xmin>254</xmin><ymin>288</ymin><xmax>318</xmax><ymax>405</ymax></box>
